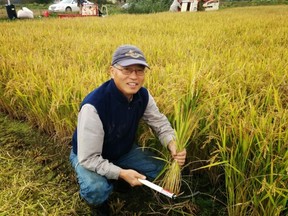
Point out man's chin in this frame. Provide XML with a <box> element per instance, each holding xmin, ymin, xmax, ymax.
<box><xmin>127</xmin><ymin>88</ymin><xmax>140</xmax><ymax>94</ymax></box>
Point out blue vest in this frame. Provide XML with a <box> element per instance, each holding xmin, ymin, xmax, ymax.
<box><xmin>72</xmin><ymin>79</ymin><xmax>149</xmax><ymax>161</ymax></box>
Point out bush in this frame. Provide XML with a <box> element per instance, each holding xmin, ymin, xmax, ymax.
<box><xmin>126</xmin><ymin>0</ymin><xmax>171</xmax><ymax>14</ymax></box>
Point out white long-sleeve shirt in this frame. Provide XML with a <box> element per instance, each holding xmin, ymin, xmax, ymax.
<box><xmin>77</xmin><ymin>92</ymin><xmax>175</xmax><ymax>180</ymax></box>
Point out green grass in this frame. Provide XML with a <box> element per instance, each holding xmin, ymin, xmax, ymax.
<box><xmin>0</xmin><ymin>113</ymin><xmax>89</xmax><ymax>215</ymax></box>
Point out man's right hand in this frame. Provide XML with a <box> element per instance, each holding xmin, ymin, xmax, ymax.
<box><xmin>119</xmin><ymin>169</ymin><xmax>146</xmax><ymax>187</ymax></box>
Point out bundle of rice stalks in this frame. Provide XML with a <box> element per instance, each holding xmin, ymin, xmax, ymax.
<box><xmin>161</xmin><ymin>95</ymin><xmax>198</xmax><ymax>195</ymax></box>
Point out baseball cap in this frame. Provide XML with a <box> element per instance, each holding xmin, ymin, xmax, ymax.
<box><xmin>111</xmin><ymin>45</ymin><xmax>150</xmax><ymax>68</ymax></box>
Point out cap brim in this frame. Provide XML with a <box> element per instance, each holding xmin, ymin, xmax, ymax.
<box><xmin>117</xmin><ymin>59</ymin><xmax>150</xmax><ymax>69</ymax></box>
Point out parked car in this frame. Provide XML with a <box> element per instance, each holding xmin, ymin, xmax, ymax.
<box><xmin>48</xmin><ymin>0</ymin><xmax>94</xmax><ymax>13</ymax></box>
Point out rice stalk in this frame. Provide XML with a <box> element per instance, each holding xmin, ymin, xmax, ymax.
<box><xmin>161</xmin><ymin>94</ymin><xmax>198</xmax><ymax>194</ymax></box>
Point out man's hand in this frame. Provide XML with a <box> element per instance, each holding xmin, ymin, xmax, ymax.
<box><xmin>119</xmin><ymin>169</ymin><xmax>146</xmax><ymax>187</ymax></box>
<box><xmin>167</xmin><ymin>140</ymin><xmax>186</xmax><ymax>166</ymax></box>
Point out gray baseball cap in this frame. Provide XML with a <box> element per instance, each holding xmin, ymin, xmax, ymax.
<box><xmin>111</xmin><ymin>45</ymin><xmax>150</xmax><ymax>68</ymax></box>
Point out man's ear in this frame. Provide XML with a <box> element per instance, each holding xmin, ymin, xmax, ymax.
<box><xmin>110</xmin><ymin>66</ymin><xmax>115</xmax><ymax>79</ymax></box>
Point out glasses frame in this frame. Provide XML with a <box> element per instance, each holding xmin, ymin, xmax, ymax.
<box><xmin>113</xmin><ymin>64</ymin><xmax>146</xmax><ymax>76</ymax></box>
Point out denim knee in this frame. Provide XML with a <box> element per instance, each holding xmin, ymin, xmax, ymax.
<box><xmin>69</xmin><ymin>150</ymin><xmax>113</xmax><ymax>206</ymax></box>
<box><xmin>115</xmin><ymin>145</ymin><xmax>165</xmax><ymax>181</ymax></box>
<box><xmin>79</xmin><ymin>179</ymin><xmax>112</xmax><ymax>206</ymax></box>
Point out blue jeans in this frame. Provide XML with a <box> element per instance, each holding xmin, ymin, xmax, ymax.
<box><xmin>69</xmin><ymin>144</ymin><xmax>164</xmax><ymax>206</ymax></box>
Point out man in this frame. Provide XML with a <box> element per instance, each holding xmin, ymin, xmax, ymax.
<box><xmin>70</xmin><ymin>45</ymin><xmax>186</xmax><ymax>215</ymax></box>
<box><xmin>77</xmin><ymin>0</ymin><xmax>83</xmax><ymax>14</ymax></box>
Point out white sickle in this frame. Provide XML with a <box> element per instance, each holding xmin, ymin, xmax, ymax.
<box><xmin>138</xmin><ymin>178</ymin><xmax>176</xmax><ymax>199</ymax></box>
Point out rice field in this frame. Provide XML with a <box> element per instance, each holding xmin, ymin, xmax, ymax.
<box><xmin>0</xmin><ymin>5</ymin><xmax>287</xmax><ymax>215</ymax></box>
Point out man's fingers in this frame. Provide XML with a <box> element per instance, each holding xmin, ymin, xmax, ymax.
<box><xmin>175</xmin><ymin>158</ymin><xmax>185</xmax><ymax>166</ymax></box>
<box><xmin>178</xmin><ymin>149</ymin><xmax>187</xmax><ymax>156</ymax></box>
<box><xmin>173</xmin><ymin>149</ymin><xmax>186</xmax><ymax>166</ymax></box>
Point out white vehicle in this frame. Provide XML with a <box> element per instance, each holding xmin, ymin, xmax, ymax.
<box><xmin>203</xmin><ymin>0</ymin><xmax>219</xmax><ymax>11</ymax></box>
<box><xmin>48</xmin><ymin>0</ymin><xmax>94</xmax><ymax>13</ymax></box>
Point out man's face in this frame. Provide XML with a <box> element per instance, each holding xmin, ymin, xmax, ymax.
<box><xmin>110</xmin><ymin>64</ymin><xmax>146</xmax><ymax>100</ymax></box>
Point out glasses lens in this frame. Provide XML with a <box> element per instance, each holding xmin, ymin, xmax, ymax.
<box><xmin>136</xmin><ymin>69</ymin><xmax>145</xmax><ymax>76</ymax></box>
<box><xmin>115</xmin><ymin>65</ymin><xmax>145</xmax><ymax>76</ymax></box>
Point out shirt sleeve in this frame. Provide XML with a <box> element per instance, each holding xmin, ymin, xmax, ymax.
<box><xmin>77</xmin><ymin>104</ymin><xmax>121</xmax><ymax>180</ymax></box>
<box><xmin>142</xmin><ymin>92</ymin><xmax>176</xmax><ymax>147</ymax></box>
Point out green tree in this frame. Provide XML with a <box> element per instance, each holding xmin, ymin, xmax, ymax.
<box><xmin>126</xmin><ymin>0</ymin><xmax>171</xmax><ymax>13</ymax></box>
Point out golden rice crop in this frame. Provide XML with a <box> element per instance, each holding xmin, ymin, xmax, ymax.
<box><xmin>0</xmin><ymin>5</ymin><xmax>288</xmax><ymax>215</ymax></box>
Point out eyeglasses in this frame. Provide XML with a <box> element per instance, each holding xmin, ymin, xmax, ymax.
<box><xmin>113</xmin><ymin>64</ymin><xmax>146</xmax><ymax>76</ymax></box>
